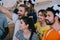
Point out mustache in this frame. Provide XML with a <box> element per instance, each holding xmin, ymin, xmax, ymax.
<box><xmin>45</xmin><ymin>19</ymin><xmax>49</xmax><ymax>22</ymax></box>
<box><xmin>18</xmin><ymin>15</ymin><xmax>22</xmax><ymax>16</ymax></box>
<box><xmin>18</xmin><ymin>14</ymin><xmax>22</xmax><ymax>16</ymax></box>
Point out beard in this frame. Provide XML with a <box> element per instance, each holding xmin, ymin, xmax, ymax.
<box><xmin>18</xmin><ymin>14</ymin><xmax>25</xmax><ymax>20</ymax></box>
<box><xmin>18</xmin><ymin>13</ymin><xmax>24</xmax><ymax>19</ymax></box>
<box><xmin>45</xmin><ymin>19</ymin><xmax>55</xmax><ymax>25</ymax></box>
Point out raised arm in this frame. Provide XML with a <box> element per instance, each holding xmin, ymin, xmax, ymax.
<box><xmin>0</xmin><ymin>5</ymin><xmax>12</xmax><ymax>19</ymax></box>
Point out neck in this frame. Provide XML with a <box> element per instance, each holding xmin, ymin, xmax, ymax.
<box><xmin>41</xmin><ymin>20</ymin><xmax>46</xmax><ymax>27</ymax></box>
<box><xmin>23</xmin><ymin>29</ymin><xmax>31</xmax><ymax>39</ymax></box>
<box><xmin>23</xmin><ymin>29</ymin><xmax>31</xmax><ymax>34</ymax></box>
<box><xmin>51</xmin><ymin>21</ymin><xmax>60</xmax><ymax>31</ymax></box>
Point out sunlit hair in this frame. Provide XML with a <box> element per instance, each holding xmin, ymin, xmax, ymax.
<box><xmin>38</xmin><ymin>9</ymin><xmax>47</xmax><ymax>17</ymax></box>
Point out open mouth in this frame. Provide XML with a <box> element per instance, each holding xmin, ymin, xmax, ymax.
<box><xmin>18</xmin><ymin>15</ymin><xmax>22</xmax><ymax>18</ymax></box>
<box><xmin>45</xmin><ymin>19</ymin><xmax>49</xmax><ymax>22</ymax></box>
<box><xmin>18</xmin><ymin>14</ymin><xmax>22</xmax><ymax>16</ymax></box>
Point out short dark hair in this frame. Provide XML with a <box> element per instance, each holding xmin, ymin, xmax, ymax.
<box><xmin>46</xmin><ymin>7</ymin><xmax>60</xmax><ymax>22</ymax></box>
<box><xmin>38</xmin><ymin>9</ymin><xmax>47</xmax><ymax>17</ymax></box>
<box><xmin>19</xmin><ymin>4</ymin><xmax>29</xmax><ymax>12</ymax></box>
<box><xmin>20</xmin><ymin>16</ymin><xmax>36</xmax><ymax>32</ymax></box>
<box><xmin>46</xmin><ymin>7</ymin><xmax>56</xmax><ymax>17</ymax></box>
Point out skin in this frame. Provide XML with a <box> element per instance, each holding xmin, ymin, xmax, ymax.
<box><xmin>16</xmin><ymin>19</ymin><xmax>31</xmax><ymax>40</ymax></box>
<box><xmin>37</xmin><ymin>12</ymin><xmax>47</xmax><ymax>40</ymax></box>
<box><xmin>38</xmin><ymin>12</ymin><xmax>45</xmax><ymax>22</ymax></box>
<box><xmin>0</xmin><ymin>5</ymin><xmax>27</xmax><ymax>19</ymax></box>
<box><xmin>45</xmin><ymin>11</ymin><xmax>55</xmax><ymax>25</ymax></box>
<box><xmin>17</xmin><ymin>6</ymin><xmax>26</xmax><ymax>19</ymax></box>
<box><xmin>25</xmin><ymin>1</ymin><xmax>31</xmax><ymax>7</ymax></box>
<box><xmin>45</xmin><ymin>11</ymin><xmax>60</xmax><ymax>31</ymax></box>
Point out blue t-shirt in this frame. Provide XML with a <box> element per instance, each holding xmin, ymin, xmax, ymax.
<box><xmin>0</xmin><ymin>13</ymin><xmax>8</xmax><ymax>28</ymax></box>
<box><xmin>0</xmin><ymin>13</ymin><xmax>8</xmax><ymax>40</ymax></box>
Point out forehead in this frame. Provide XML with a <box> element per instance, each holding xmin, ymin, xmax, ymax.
<box><xmin>18</xmin><ymin>6</ymin><xmax>25</xmax><ymax>10</ymax></box>
<box><xmin>47</xmin><ymin>11</ymin><xmax>54</xmax><ymax>16</ymax></box>
<box><xmin>38</xmin><ymin>12</ymin><xmax>43</xmax><ymax>15</ymax></box>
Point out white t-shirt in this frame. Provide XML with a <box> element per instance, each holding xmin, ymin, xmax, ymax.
<box><xmin>12</xmin><ymin>13</ymin><xmax>20</xmax><ymax>40</ymax></box>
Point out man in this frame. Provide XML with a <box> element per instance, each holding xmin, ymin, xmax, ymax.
<box><xmin>13</xmin><ymin>4</ymin><xmax>28</xmax><ymax>40</ymax></box>
<box><xmin>0</xmin><ymin>4</ymin><xmax>29</xmax><ymax>40</ymax></box>
<box><xmin>43</xmin><ymin>5</ymin><xmax>60</xmax><ymax>40</ymax></box>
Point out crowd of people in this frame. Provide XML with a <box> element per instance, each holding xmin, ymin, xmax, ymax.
<box><xmin>0</xmin><ymin>0</ymin><xmax>60</xmax><ymax>40</ymax></box>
